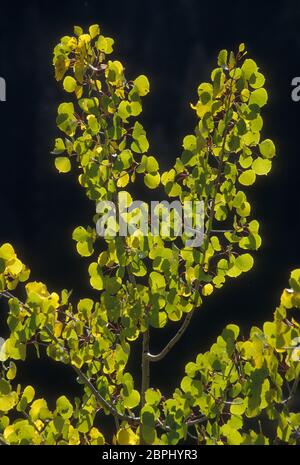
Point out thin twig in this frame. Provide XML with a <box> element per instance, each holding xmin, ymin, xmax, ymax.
<box><xmin>186</xmin><ymin>415</ymin><xmax>208</xmax><ymax>426</ymax></box>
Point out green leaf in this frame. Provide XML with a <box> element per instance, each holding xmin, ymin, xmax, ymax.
<box><xmin>144</xmin><ymin>173</ymin><xmax>160</xmax><ymax>189</ymax></box>
<box><xmin>252</xmin><ymin>157</ymin><xmax>271</xmax><ymax>175</ymax></box>
<box><xmin>235</xmin><ymin>253</ymin><xmax>254</xmax><ymax>272</ymax></box>
<box><xmin>123</xmin><ymin>390</ymin><xmax>140</xmax><ymax>409</ymax></box>
<box><xmin>217</xmin><ymin>49</ymin><xmax>228</xmax><ymax>67</ymax></box>
<box><xmin>6</xmin><ymin>362</ymin><xmax>17</xmax><ymax>380</ymax></box>
<box><xmin>87</xmin><ymin>114</ymin><xmax>100</xmax><ymax>134</ymax></box>
<box><xmin>202</xmin><ymin>283</ymin><xmax>213</xmax><ymax>296</ymax></box>
<box><xmin>249</xmin><ymin>72</ymin><xmax>265</xmax><ymax>89</ymax></box>
<box><xmin>51</xmin><ymin>138</ymin><xmax>66</xmax><ymax>155</ymax></box>
<box><xmin>132</xmin><ymin>121</ymin><xmax>146</xmax><ymax>139</ymax></box>
<box><xmin>221</xmin><ymin>423</ymin><xmax>243</xmax><ymax>445</ymax></box>
<box><xmin>88</xmin><ymin>263</ymin><xmax>104</xmax><ymax>291</ymax></box>
<box><xmin>116</xmin><ymin>149</ymin><xmax>133</xmax><ymax>170</ymax></box>
<box><xmin>238</xmin><ymin>169</ymin><xmax>256</xmax><ymax>186</ymax></box>
<box><xmin>76</xmin><ymin>240</ymin><xmax>93</xmax><ymax>257</ymax></box>
<box><xmin>63</xmin><ymin>76</ymin><xmax>77</xmax><ymax>93</ymax></box>
<box><xmin>145</xmin><ymin>156</ymin><xmax>159</xmax><ymax>173</ymax></box>
<box><xmin>131</xmin><ymin>135</ymin><xmax>149</xmax><ymax>153</ymax></box>
<box><xmin>72</xmin><ymin>226</ymin><xmax>89</xmax><ymax>242</ymax></box>
<box><xmin>55</xmin><ymin>157</ymin><xmax>71</xmax><ymax>173</ymax></box>
<box><xmin>241</xmin><ymin>59</ymin><xmax>258</xmax><ymax>80</ymax></box>
<box><xmin>259</xmin><ymin>139</ymin><xmax>276</xmax><ymax>158</ymax></box>
<box><xmin>0</xmin><ymin>243</ymin><xmax>15</xmax><ymax>261</ymax></box>
<box><xmin>183</xmin><ymin>135</ymin><xmax>197</xmax><ymax>151</ymax></box>
<box><xmin>149</xmin><ymin>310</ymin><xmax>167</xmax><ymax>328</ymax></box>
<box><xmin>290</xmin><ymin>269</ymin><xmax>300</xmax><ymax>292</ymax></box>
<box><xmin>134</xmin><ymin>75</ymin><xmax>150</xmax><ymax>96</ymax></box>
<box><xmin>29</xmin><ymin>399</ymin><xmax>51</xmax><ymax>421</ymax></box>
<box><xmin>95</xmin><ymin>35</ymin><xmax>114</xmax><ymax>54</ymax></box>
<box><xmin>230</xmin><ymin>398</ymin><xmax>246</xmax><ymax>415</ymax></box>
<box><xmin>117</xmin><ymin>172</ymin><xmax>130</xmax><ymax>188</ymax></box>
<box><xmin>141</xmin><ymin>405</ymin><xmax>156</xmax><ymax>444</ymax></box>
<box><xmin>0</xmin><ymin>379</ymin><xmax>11</xmax><ymax>395</ymax></box>
<box><xmin>74</xmin><ymin>26</ymin><xmax>83</xmax><ymax>36</ymax></box>
<box><xmin>149</xmin><ymin>272</ymin><xmax>166</xmax><ymax>291</ymax></box>
<box><xmin>89</xmin><ymin>24</ymin><xmax>100</xmax><ymax>39</ymax></box>
<box><xmin>222</xmin><ymin>324</ymin><xmax>240</xmax><ymax>341</ymax></box>
<box><xmin>239</xmin><ymin>43</ymin><xmax>245</xmax><ymax>53</ymax></box>
<box><xmin>145</xmin><ymin>389</ymin><xmax>161</xmax><ymax>406</ymax></box>
<box><xmin>22</xmin><ymin>386</ymin><xmax>35</xmax><ymax>404</ymax></box>
<box><xmin>249</xmin><ymin>88</ymin><xmax>268</xmax><ymax>107</ymax></box>
<box><xmin>56</xmin><ymin>396</ymin><xmax>73</xmax><ymax>419</ymax></box>
<box><xmin>0</xmin><ymin>392</ymin><xmax>18</xmax><ymax>412</ymax></box>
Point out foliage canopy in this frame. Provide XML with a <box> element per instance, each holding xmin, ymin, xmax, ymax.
<box><xmin>0</xmin><ymin>25</ymin><xmax>299</xmax><ymax>445</ymax></box>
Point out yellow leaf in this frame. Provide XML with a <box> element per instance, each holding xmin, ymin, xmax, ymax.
<box><xmin>54</xmin><ymin>321</ymin><xmax>63</xmax><ymax>338</ymax></box>
<box><xmin>117</xmin><ymin>172</ymin><xmax>129</xmax><ymax>188</ymax></box>
<box><xmin>117</xmin><ymin>427</ymin><xmax>139</xmax><ymax>445</ymax></box>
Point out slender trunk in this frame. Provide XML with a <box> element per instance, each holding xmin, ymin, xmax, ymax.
<box><xmin>140</xmin><ymin>329</ymin><xmax>150</xmax><ymax>444</ymax></box>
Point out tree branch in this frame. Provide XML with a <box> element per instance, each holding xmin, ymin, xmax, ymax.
<box><xmin>72</xmin><ymin>366</ymin><xmax>139</xmax><ymax>423</ymax></box>
<box><xmin>186</xmin><ymin>415</ymin><xmax>209</xmax><ymax>426</ymax></box>
<box><xmin>146</xmin><ymin>310</ymin><xmax>194</xmax><ymax>362</ymax></box>
<box><xmin>141</xmin><ymin>330</ymin><xmax>150</xmax><ymax>401</ymax></box>
<box><xmin>0</xmin><ymin>290</ymin><xmax>139</xmax><ymax>424</ymax></box>
<box><xmin>140</xmin><ymin>328</ymin><xmax>150</xmax><ymax>444</ymax></box>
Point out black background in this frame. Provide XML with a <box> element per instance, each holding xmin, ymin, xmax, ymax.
<box><xmin>0</xmin><ymin>0</ymin><xmax>300</xmax><ymax>435</ymax></box>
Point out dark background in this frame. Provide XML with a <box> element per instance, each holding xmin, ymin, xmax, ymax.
<box><xmin>0</xmin><ymin>0</ymin><xmax>300</xmax><ymax>426</ymax></box>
